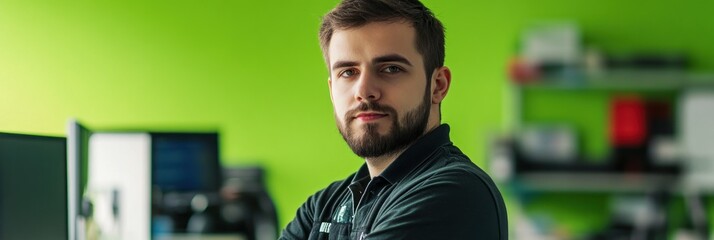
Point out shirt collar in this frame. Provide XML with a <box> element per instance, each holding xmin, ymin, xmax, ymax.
<box><xmin>351</xmin><ymin>124</ymin><xmax>452</xmax><ymax>184</ymax></box>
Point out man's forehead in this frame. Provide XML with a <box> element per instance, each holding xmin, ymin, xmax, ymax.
<box><xmin>327</xmin><ymin>21</ymin><xmax>420</xmax><ymax>66</ymax></box>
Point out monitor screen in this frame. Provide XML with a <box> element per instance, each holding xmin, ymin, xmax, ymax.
<box><xmin>151</xmin><ymin>132</ymin><xmax>221</xmax><ymax>193</ymax></box>
<box><xmin>0</xmin><ymin>132</ymin><xmax>67</xmax><ymax>240</ymax></box>
<box><xmin>67</xmin><ymin>119</ymin><xmax>92</xmax><ymax>240</ymax></box>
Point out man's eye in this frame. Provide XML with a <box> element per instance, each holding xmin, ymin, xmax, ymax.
<box><xmin>340</xmin><ymin>69</ymin><xmax>357</xmax><ymax>78</ymax></box>
<box><xmin>383</xmin><ymin>66</ymin><xmax>402</xmax><ymax>73</ymax></box>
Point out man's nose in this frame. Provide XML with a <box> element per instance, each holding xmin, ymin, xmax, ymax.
<box><xmin>355</xmin><ymin>71</ymin><xmax>381</xmax><ymax>102</ymax></box>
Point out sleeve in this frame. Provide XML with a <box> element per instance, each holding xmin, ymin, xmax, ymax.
<box><xmin>279</xmin><ymin>193</ymin><xmax>317</xmax><ymax>240</ymax></box>
<box><xmin>366</xmin><ymin>169</ymin><xmax>507</xmax><ymax>240</ymax></box>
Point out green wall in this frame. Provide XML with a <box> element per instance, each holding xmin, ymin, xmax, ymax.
<box><xmin>1</xmin><ymin>0</ymin><xmax>713</xmax><ymax>232</ymax></box>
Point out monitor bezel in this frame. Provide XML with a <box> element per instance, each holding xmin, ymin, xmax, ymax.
<box><xmin>67</xmin><ymin>119</ymin><xmax>92</xmax><ymax>240</ymax></box>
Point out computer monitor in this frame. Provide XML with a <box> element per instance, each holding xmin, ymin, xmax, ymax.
<box><xmin>67</xmin><ymin>119</ymin><xmax>92</xmax><ymax>240</ymax></box>
<box><xmin>152</xmin><ymin>132</ymin><xmax>221</xmax><ymax>194</ymax></box>
<box><xmin>150</xmin><ymin>132</ymin><xmax>222</xmax><ymax>233</ymax></box>
<box><xmin>0</xmin><ymin>132</ymin><xmax>67</xmax><ymax>240</ymax></box>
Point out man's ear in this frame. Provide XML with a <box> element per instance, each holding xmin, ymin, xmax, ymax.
<box><xmin>431</xmin><ymin>66</ymin><xmax>451</xmax><ymax>104</ymax></box>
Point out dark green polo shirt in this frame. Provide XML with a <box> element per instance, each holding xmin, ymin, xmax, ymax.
<box><xmin>280</xmin><ymin>124</ymin><xmax>508</xmax><ymax>240</ymax></box>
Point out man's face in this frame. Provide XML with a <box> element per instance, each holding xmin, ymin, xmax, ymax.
<box><xmin>327</xmin><ymin>21</ymin><xmax>432</xmax><ymax>158</ymax></box>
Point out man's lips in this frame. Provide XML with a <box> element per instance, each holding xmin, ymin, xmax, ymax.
<box><xmin>354</xmin><ymin>112</ymin><xmax>388</xmax><ymax>121</ymax></box>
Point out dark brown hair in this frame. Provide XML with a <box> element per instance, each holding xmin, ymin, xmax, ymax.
<box><xmin>319</xmin><ymin>0</ymin><xmax>445</xmax><ymax>77</ymax></box>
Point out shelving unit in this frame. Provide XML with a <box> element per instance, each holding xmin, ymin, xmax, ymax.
<box><xmin>509</xmin><ymin>72</ymin><xmax>714</xmax><ymax>178</ymax></box>
<box><xmin>503</xmin><ymin>71</ymin><xmax>714</xmax><ymax>239</ymax></box>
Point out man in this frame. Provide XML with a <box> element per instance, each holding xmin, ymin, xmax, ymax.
<box><xmin>281</xmin><ymin>0</ymin><xmax>508</xmax><ymax>239</ymax></box>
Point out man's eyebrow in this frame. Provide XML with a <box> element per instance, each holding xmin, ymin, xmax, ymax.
<box><xmin>331</xmin><ymin>61</ymin><xmax>358</xmax><ymax>71</ymax></box>
<box><xmin>373</xmin><ymin>54</ymin><xmax>412</xmax><ymax>66</ymax></box>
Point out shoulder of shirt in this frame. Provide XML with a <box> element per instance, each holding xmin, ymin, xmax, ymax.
<box><xmin>402</xmin><ymin>144</ymin><xmax>500</xmax><ymax>196</ymax></box>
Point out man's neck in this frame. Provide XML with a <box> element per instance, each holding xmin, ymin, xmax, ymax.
<box><xmin>364</xmin><ymin>147</ymin><xmax>407</xmax><ymax>178</ymax></box>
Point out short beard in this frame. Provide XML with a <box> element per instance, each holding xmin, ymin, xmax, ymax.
<box><xmin>336</xmin><ymin>86</ymin><xmax>431</xmax><ymax>158</ymax></box>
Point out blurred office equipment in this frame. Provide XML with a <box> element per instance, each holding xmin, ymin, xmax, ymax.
<box><xmin>68</xmin><ymin>119</ymin><xmax>94</xmax><ymax>240</ymax></box>
<box><xmin>609</xmin><ymin>96</ymin><xmax>649</xmax><ymax>174</ymax></box>
<box><xmin>681</xmin><ymin>89</ymin><xmax>714</xmax><ymax>192</ymax></box>
<box><xmin>89</xmin><ymin>132</ymin><xmax>152</xmax><ymax>240</ymax></box>
<box><xmin>219</xmin><ymin>166</ymin><xmax>279</xmax><ymax>240</ymax></box>
<box><xmin>151</xmin><ymin>132</ymin><xmax>222</xmax><ymax>235</ymax></box>
<box><xmin>500</xmin><ymin>23</ymin><xmax>714</xmax><ymax>239</ymax></box>
<box><xmin>0</xmin><ymin>132</ymin><xmax>67</xmax><ymax>240</ymax></box>
<box><xmin>89</xmin><ymin>131</ymin><xmax>222</xmax><ymax>240</ymax></box>
<box><xmin>517</xmin><ymin>125</ymin><xmax>578</xmax><ymax>164</ymax></box>
<box><xmin>152</xmin><ymin>135</ymin><xmax>279</xmax><ymax>240</ymax></box>
<box><xmin>503</xmin><ymin>79</ymin><xmax>713</xmax><ymax>238</ymax></box>
<box><xmin>521</xmin><ymin>22</ymin><xmax>581</xmax><ymax>78</ymax></box>
<box><xmin>87</xmin><ymin>128</ymin><xmax>268</xmax><ymax>240</ymax></box>
<box><xmin>511</xmin><ymin>22</ymin><xmax>584</xmax><ymax>84</ymax></box>
<box><xmin>588</xmin><ymin>191</ymin><xmax>670</xmax><ymax>240</ymax></box>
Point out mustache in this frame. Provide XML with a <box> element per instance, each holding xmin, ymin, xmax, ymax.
<box><xmin>345</xmin><ymin>102</ymin><xmax>397</xmax><ymax>123</ymax></box>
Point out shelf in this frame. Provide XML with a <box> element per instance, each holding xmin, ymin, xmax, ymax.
<box><xmin>513</xmin><ymin>172</ymin><xmax>680</xmax><ymax>194</ymax></box>
<box><xmin>515</xmin><ymin>71</ymin><xmax>714</xmax><ymax>91</ymax></box>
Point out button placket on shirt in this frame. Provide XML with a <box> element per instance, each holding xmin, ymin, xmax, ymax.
<box><xmin>351</xmin><ymin>177</ymin><xmax>387</xmax><ymax>238</ymax></box>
